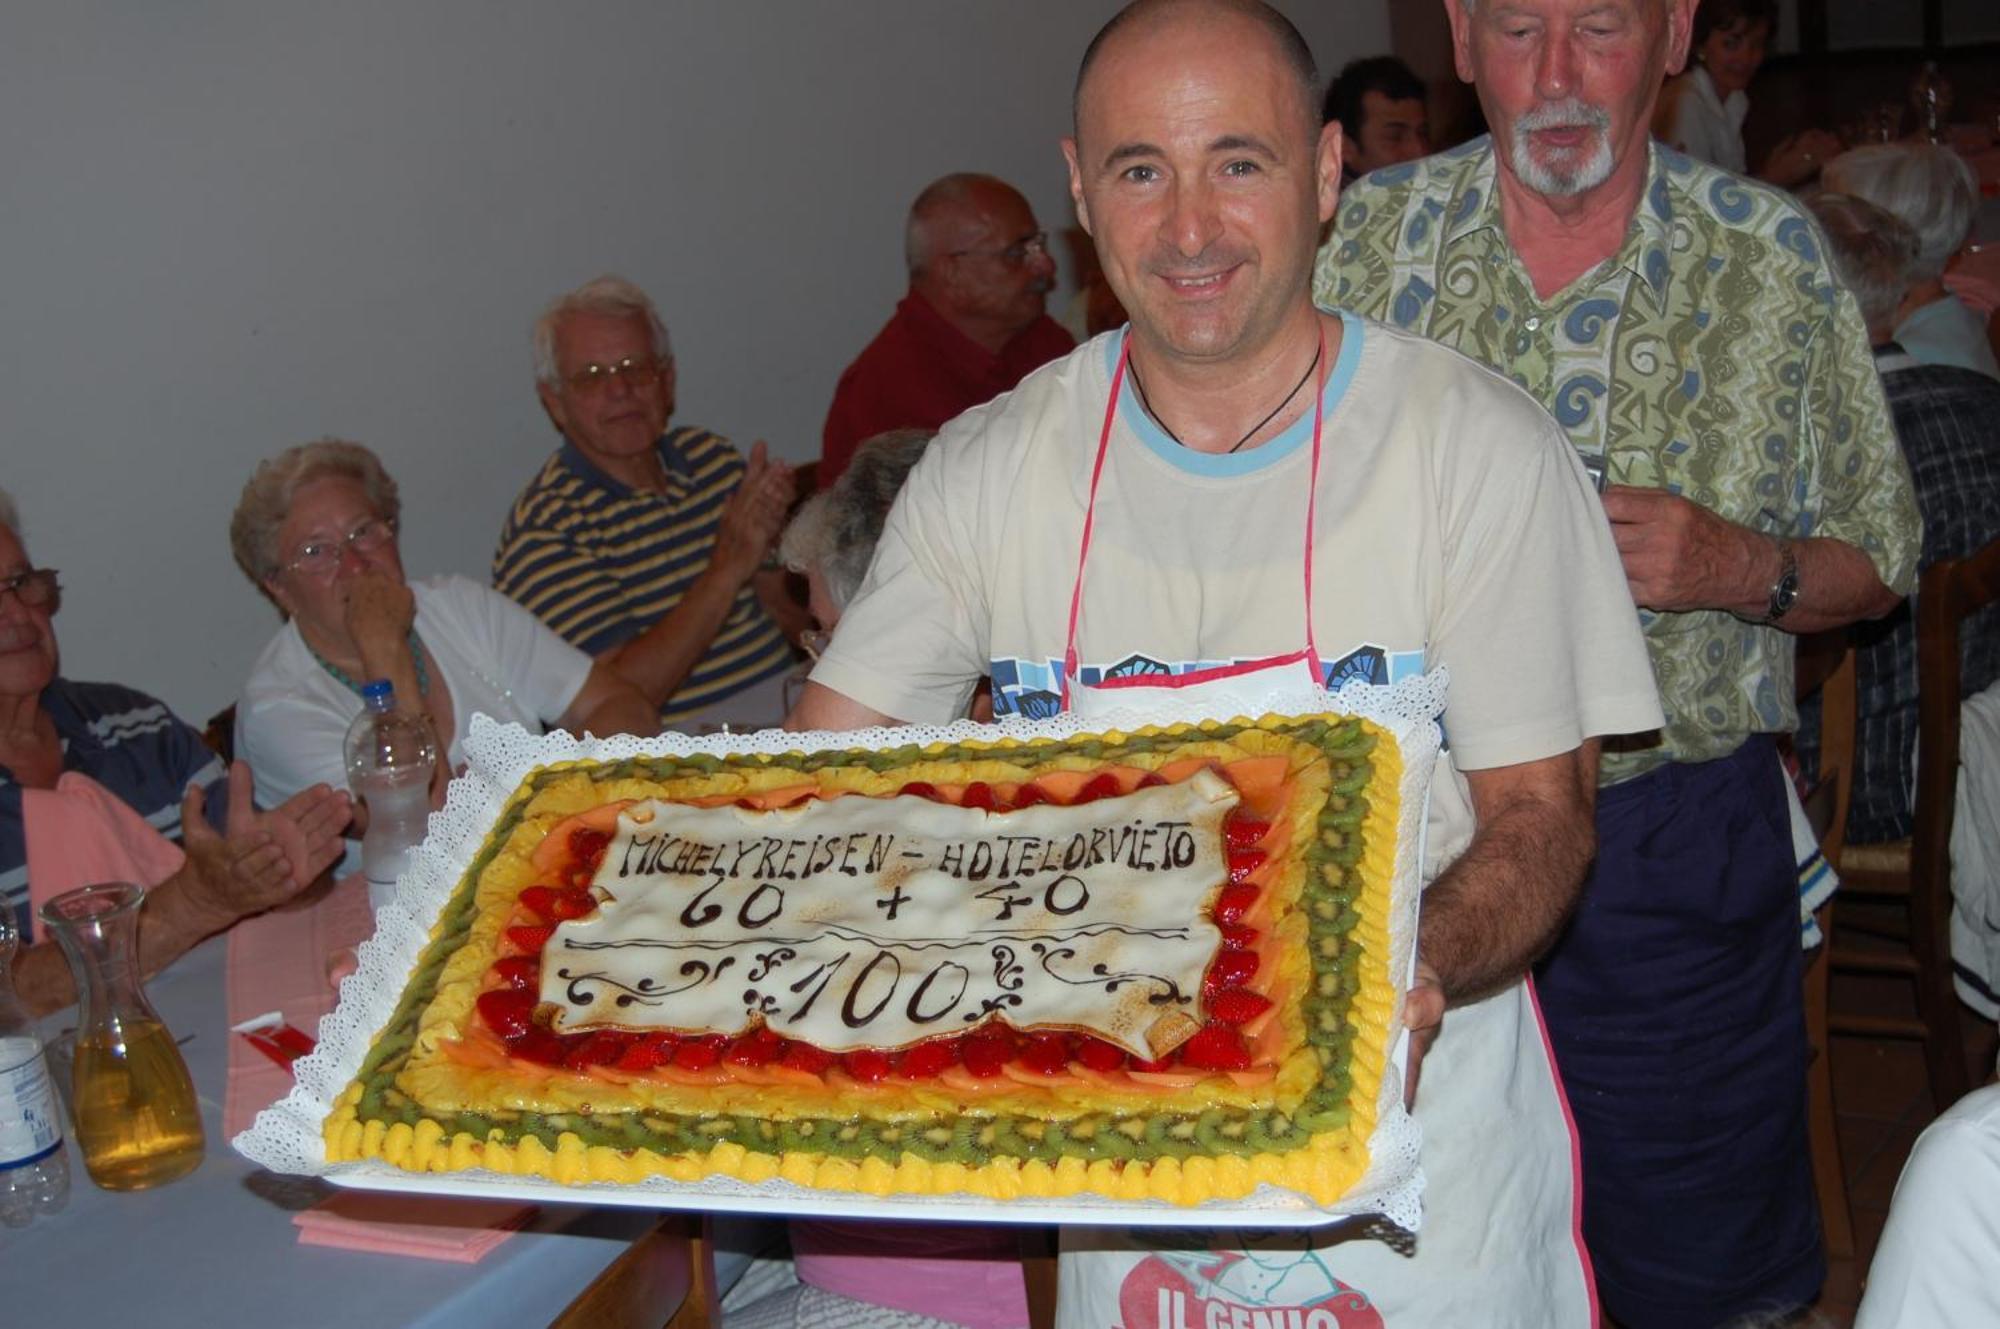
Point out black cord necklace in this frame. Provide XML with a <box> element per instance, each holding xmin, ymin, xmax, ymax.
<box><xmin>1127</xmin><ymin>339</ymin><xmax>1323</xmax><ymax>455</ymax></box>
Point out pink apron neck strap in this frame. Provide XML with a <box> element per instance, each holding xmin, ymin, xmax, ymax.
<box><xmin>1060</xmin><ymin>337</ymin><xmax>1130</xmax><ymax>706</ymax></box>
<box><xmin>1062</xmin><ymin>323</ymin><xmax>1333</xmax><ymax>704</ymax></box>
<box><xmin>1300</xmin><ymin>324</ymin><xmax>1328</xmax><ymax>688</ymax></box>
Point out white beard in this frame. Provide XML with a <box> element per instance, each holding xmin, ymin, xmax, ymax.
<box><xmin>1508</xmin><ymin>98</ymin><xmax>1616</xmax><ymax>197</ymax></box>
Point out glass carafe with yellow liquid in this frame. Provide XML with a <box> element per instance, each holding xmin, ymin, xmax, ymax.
<box><xmin>39</xmin><ymin>883</ymin><xmax>204</xmax><ymax>1190</ymax></box>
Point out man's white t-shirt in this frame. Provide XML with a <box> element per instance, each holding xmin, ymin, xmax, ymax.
<box><xmin>238</xmin><ymin>574</ymin><xmax>594</xmax><ymax>809</ymax></box>
<box><xmin>813</xmin><ymin>315</ymin><xmax>1664</xmax><ymax>1326</ymax></box>
<box><xmin>816</xmin><ymin>313</ymin><xmax>1663</xmax><ymax>872</ymax></box>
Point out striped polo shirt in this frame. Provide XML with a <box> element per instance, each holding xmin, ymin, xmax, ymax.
<box><xmin>491</xmin><ymin>426</ymin><xmax>794</xmax><ymax>727</ymax></box>
<box><xmin>3</xmin><ymin>678</ymin><xmax>228</xmax><ymax>940</ymax></box>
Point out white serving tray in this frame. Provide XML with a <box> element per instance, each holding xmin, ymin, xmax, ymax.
<box><xmin>235</xmin><ymin>675</ymin><xmax>1446</xmax><ymax>1231</ymax></box>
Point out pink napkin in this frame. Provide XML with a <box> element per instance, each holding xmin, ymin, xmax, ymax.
<box><xmin>22</xmin><ymin>771</ymin><xmax>185</xmax><ymax>939</ymax></box>
<box><xmin>223</xmin><ymin>874</ymin><xmax>375</xmax><ymax>1139</ymax></box>
<box><xmin>293</xmin><ymin>1192</ymin><xmax>536</xmax><ymax>1262</ymax></box>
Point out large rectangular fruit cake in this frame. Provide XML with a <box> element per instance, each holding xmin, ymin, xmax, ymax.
<box><xmin>322</xmin><ymin>712</ymin><xmax>1404</xmax><ymax>1209</ymax></box>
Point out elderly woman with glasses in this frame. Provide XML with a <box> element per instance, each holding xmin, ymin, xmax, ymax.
<box><xmin>231</xmin><ymin>440</ymin><xmax>657</xmax><ymax>828</ymax></box>
<box><xmin>0</xmin><ymin>488</ymin><xmax>349</xmax><ymax>1013</ymax></box>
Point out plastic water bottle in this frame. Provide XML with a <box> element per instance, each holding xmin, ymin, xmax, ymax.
<box><xmin>342</xmin><ymin>680</ymin><xmax>439</xmax><ymax>912</ymax></box>
<box><xmin>0</xmin><ymin>912</ymin><xmax>70</xmax><ymax>1225</ymax></box>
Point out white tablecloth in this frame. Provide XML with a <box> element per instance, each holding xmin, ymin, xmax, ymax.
<box><xmin>4</xmin><ymin>932</ymin><xmax>654</xmax><ymax>1328</ymax></box>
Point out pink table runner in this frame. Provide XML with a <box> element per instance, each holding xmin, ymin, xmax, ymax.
<box><xmin>225</xmin><ymin>877</ymin><xmax>534</xmax><ymax>1260</ymax></box>
<box><xmin>223</xmin><ymin>875</ymin><xmax>374</xmax><ymax>1139</ymax></box>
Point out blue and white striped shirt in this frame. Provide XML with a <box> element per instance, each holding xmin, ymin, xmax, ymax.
<box><xmin>2</xmin><ymin>679</ymin><xmax>226</xmax><ymax>940</ymax></box>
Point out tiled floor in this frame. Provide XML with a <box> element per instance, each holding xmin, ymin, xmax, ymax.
<box><xmin>1809</xmin><ymin>902</ymin><xmax>2000</xmax><ymax>1327</ymax></box>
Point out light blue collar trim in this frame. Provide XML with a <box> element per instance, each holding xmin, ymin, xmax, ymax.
<box><xmin>1106</xmin><ymin>310</ymin><xmax>1364</xmax><ymax>477</ymax></box>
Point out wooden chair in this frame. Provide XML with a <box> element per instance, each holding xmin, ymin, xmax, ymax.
<box><xmin>549</xmin><ymin>1212</ymin><xmax>716</xmax><ymax>1328</ymax></box>
<box><xmin>1829</xmin><ymin>536</ymin><xmax>2000</xmax><ymax>1115</ymax></box>
<box><xmin>1796</xmin><ymin>631</ymin><xmax>1856</xmax><ymax>1262</ymax></box>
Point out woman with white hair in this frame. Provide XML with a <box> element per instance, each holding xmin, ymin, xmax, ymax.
<box><xmin>231</xmin><ymin>440</ymin><xmax>656</xmax><ymax>827</ymax></box>
<box><xmin>779</xmin><ymin>428</ymin><xmax>936</xmax><ymax>633</ymax></box>
<box><xmin>1824</xmin><ymin>142</ymin><xmax>1999</xmax><ymax>380</ymax></box>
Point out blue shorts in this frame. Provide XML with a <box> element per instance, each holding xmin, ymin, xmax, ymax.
<box><xmin>1535</xmin><ymin>737</ymin><xmax>1823</xmax><ymax>1328</ymax></box>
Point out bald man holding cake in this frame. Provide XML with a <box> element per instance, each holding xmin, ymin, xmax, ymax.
<box><xmin>787</xmin><ymin>2</ymin><xmax>1661</xmax><ymax>1322</ymax></box>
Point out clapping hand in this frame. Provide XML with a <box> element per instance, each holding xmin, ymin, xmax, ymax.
<box><xmin>181</xmin><ymin>761</ymin><xmax>350</xmax><ymax>927</ymax></box>
<box><xmin>713</xmin><ymin>441</ymin><xmax>797</xmax><ymax>584</ymax></box>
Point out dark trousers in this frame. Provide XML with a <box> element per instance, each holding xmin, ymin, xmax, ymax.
<box><xmin>1536</xmin><ymin>737</ymin><xmax>1823</xmax><ymax>1328</ymax></box>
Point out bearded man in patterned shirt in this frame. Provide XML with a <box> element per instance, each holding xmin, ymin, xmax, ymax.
<box><xmin>1315</xmin><ymin>2</ymin><xmax>1921</xmax><ymax>1325</ymax></box>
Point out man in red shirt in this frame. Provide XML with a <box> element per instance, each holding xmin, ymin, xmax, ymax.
<box><xmin>819</xmin><ymin>173</ymin><xmax>1075</xmax><ymax>488</ymax></box>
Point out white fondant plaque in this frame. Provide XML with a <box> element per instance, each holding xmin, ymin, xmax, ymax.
<box><xmin>542</xmin><ymin>770</ymin><xmax>1239</xmax><ymax>1057</ymax></box>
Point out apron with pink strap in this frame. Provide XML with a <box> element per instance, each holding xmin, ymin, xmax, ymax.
<box><xmin>1054</xmin><ymin>333</ymin><xmax>1596</xmax><ymax>1328</ymax></box>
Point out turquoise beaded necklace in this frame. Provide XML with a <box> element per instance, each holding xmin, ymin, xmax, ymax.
<box><xmin>310</xmin><ymin>628</ymin><xmax>432</xmax><ymax>699</ymax></box>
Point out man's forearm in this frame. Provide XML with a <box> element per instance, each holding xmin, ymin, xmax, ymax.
<box><xmin>13</xmin><ymin>940</ymin><xmax>76</xmax><ymax>1016</ymax></box>
<box><xmin>1710</xmin><ymin>528</ymin><xmax>1901</xmax><ymax>631</ymax></box>
<box><xmin>784</xmin><ymin>680</ymin><xmax>899</xmax><ymax>732</ymax></box>
<box><xmin>1767</xmin><ymin>535</ymin><xmax>1904</xmax><ymax>633</ymax></box>
<box><xmin>1418</xmin><ymin>746</ymin><xmax>1599</xmax><ymax>1006</ymax></box>
<box><xmin>135</xmin><ymin>868</ymin><xmax>236</xmax><ymax>982</ymax></box>
<box><xmin>13</xmin><ymin>869</ymin><xmax>232</xmax><ymax>1016</ymax></box>
<box><xmin>600</xmin><ymin>568</ymin><xmax>748</xmax><ymax>708</ymax></box>
<box><xmin>1605</xmin><ymin>487</ymin><xmax>1904</xmax><ymax>630</ymax></box>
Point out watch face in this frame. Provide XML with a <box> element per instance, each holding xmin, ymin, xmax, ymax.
<box><xmin>1768</xmin><ymin>553</ymin><xmax>1800</xmax><ymax>621</ymax></box>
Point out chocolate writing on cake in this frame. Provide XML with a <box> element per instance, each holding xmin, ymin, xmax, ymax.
<box><xmin>541</xmin><ymin>770</ymin><xmax>1239</xmax><ymax>1058</ymax></box>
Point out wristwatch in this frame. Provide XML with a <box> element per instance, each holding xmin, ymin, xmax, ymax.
<box><xmin>1763</xmin><ymin>540</ymin><xmax>1800</xmax><ymax>624</ymax></box>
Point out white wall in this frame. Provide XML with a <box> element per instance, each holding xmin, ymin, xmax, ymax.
<box><xmin>1</xmin><ymin>0</ymin><xmax>1391</xmax><ymax>727</ymax></box>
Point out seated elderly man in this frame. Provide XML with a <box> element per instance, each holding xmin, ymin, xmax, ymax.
<box><xmin>0</xmin><ymin>489</ymin><xmax>347</xmax><ymax>1013</ymax></box>
<box><xmin>819</xmin><ymin>174</ymin><xmax>1074</xmax><ymax>489</ymax></box>
<box><xmin>235</xmin><ymin>440</ymin><xmax>656</xmax><ymax>824</ymax></box>
<box><xmin>1825</xmin><ymin>143</ymin><xmax>2000</xmax><ymax>381</ymax></box>
<box><xmin>494</xmin><ymin>276</ymin><xmax>802</xmax><ymax>730</ymax></box>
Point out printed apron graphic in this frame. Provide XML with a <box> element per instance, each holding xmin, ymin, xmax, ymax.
<box><xmin>1117</xmin><ymin>1248</ymin><xmax>1384</xmax><ymax>1329</ymax></box>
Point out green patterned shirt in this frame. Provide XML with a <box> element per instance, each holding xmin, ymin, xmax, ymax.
<box><xmin>1316</xmin><ymin>138</ymin><xmax>1921</xmax><ymax>784</ymax></box>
